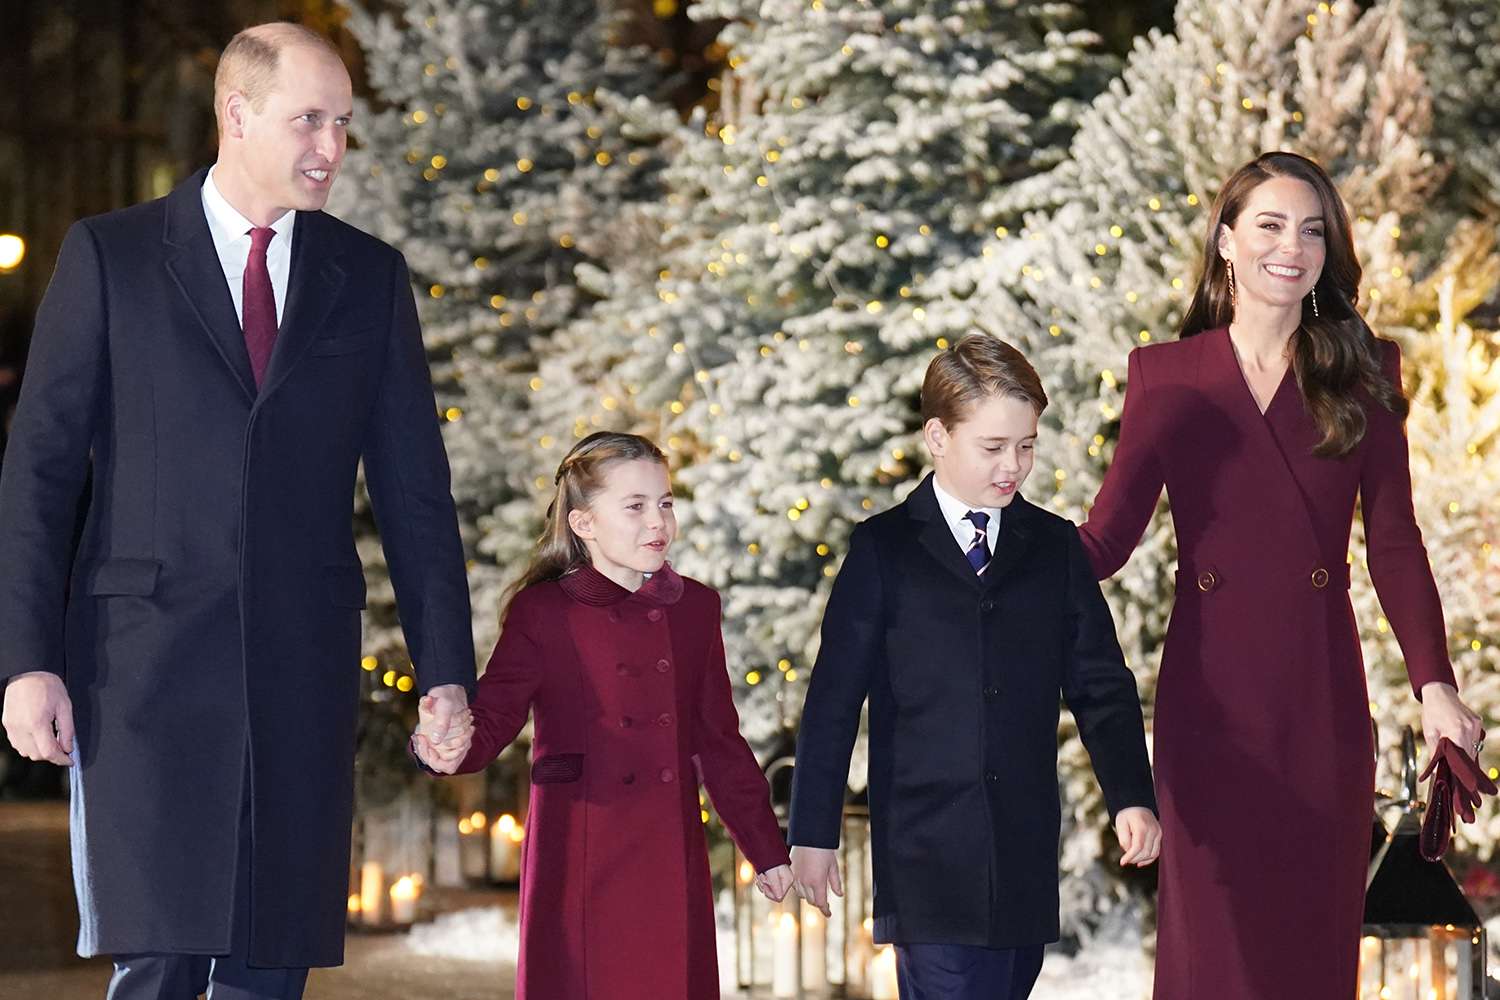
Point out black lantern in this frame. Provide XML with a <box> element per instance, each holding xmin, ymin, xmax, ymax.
<box><xmin>1359</xmin><ymin>727</ymin><xmax>1487</xmax><ymax>999</ymax></box>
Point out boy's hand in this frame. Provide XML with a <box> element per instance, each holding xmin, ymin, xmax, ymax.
<box><xmin>790</xmin><ymin>845</ymin><xmax>843</xmax><ymax>917</ymax></box>
<box><xmin>755</xmin><ymin>864</ymin><xmax>794</xmax><ymax>902</ymax></box>
<box><xmin>1115</xmin><ymin>807</ymin><xmax>1161</xmax><ymax>867</ymax></box>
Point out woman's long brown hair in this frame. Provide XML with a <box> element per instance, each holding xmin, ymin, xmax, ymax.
<box><xmin>499</xmin><ymin>431</ymin><xmax>668</xmax><ymax>622</ymax></box>
<box><xmin>1177</xmin><ymin>151</ymin><xmax>1407</xmax><ymax>456</ymax></box>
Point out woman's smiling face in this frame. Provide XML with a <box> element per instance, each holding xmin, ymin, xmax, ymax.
<box><xmin>1218</xmin><ymin>175</ymin><xmax>1327</xmax><ymax>312</ymax></box>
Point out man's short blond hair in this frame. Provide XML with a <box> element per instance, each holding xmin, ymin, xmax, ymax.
<box><xmin>920</xmin><ymin>334</ymin><xmax>1049</xmax><ymax>428</ymax></box>
<box><xmin>214</xmin><ymin>23</ymin><xmax>343</xmax><ymax>135</ymax></box>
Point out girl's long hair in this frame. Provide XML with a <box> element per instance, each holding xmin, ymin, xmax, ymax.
<box><xmin>1177</xmin><ymin>151</ymin><xmax>1407</xmax><ymax>456</ymax></box>
<box><xmin>499</xmin><ymin>431</ymin><xmax>668</xmax><ymax>622</ymax></box>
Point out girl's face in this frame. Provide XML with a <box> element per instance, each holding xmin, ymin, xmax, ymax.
<box><xmin>567</xmin><ymin>458</ymin><xmax>676</xmax><ymax>591</ymax></box>
<box><xmin>1219</xmin><ymin>176</ymin><xmax>1327</xmax><ymax>313</ymax></box>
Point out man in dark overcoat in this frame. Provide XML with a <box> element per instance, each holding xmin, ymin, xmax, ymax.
<box><xmin>0</xmin><ymin>23</ymin><xmax>474</xmax><ymax>999</ymax></box>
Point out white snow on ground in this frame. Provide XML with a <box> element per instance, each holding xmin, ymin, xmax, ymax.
<box><xmin>403</xmin><ymin>905</ymin><xmax>519</xmax><ymax>961</ymax></box>
<box><xmin>400</xmin><ymin>905</ymin><xmax>1153</xmax><ymax>998</ymax></box>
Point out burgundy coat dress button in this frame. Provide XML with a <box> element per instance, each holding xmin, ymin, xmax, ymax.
<box><xmin>656</xmin><ymin>713</ymin><xmax>672</xmax><ymax>727</ymax></box>
<box><xmin>659</xmin><ymin>768</ymin><xmax>675</xmax><ymax>783</ymax></box>
<box><xmin>655</xmin><ymin>659</ymin><xmax>670</xmax><ymax>673</ymax></box>
<box><xmin>1311</xmin><ymin>567</ymin><xmax>1329</xmax><ymax>589</ymax></box>
<box><xmin>619</xmin><ymin>716</ymin><xmax>633</xmax><ymax>729</ymax></box>
<box><xmin>1197</xmin><ymin>571</ymin><xmax>1217</xmax><ymax>592</ymax></box>
<box><xmin>647</xmin><ymin>609</ymin><xmax>663</xmax><ymax>622</ymax></box>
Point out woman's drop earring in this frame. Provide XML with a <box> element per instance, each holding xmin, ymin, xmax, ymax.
<box><xmin>1310</xmin><ymin>286</ymin><xmax>1319</xmax><ymax>318</ymax></box>
<box><xmin>1226</xmin><ymin>259</ymin><xmax>1236</xmax><ymax>309</ymax></box>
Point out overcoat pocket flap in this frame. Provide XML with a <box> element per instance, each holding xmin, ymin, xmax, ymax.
<box><xmin>85</xmin><ymin>558</ymin><xmax>162</xmax><ymax>596</ymax></box>
<box><xmin>309</xmin><ymin>329</ymin><xmax>374</xmax><ymax>356</ymax></box>
<box><xmin>323</xmin><ymin>564</ymin><xmax>368</xmax><ymax>609</ymax></box>
<box><xmin>531</xmin><ymin>753</ymin><xmax>584</xmax><ymax>784</ymax></box>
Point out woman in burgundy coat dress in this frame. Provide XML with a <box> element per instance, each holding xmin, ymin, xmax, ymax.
<box><xmin>413</xmin><ymin>432</ymin><xmax>793</xmax><ymax>1000</ymax></box>
<box><xmin>1080</xmin><ymin>152</ymin><xmax>1484</xmax><ymax>999</ymax></box>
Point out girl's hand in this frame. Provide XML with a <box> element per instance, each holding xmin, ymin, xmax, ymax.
<box><xmin>1115</xmin><ymin>806</ymin><xmax>1162</xmax><ymax>867</ymax></box>
<box><xmin>755</xmin><ymin>864</ymin><xmax>794</xmax><ymax>903</ymax></box>
<box><xmin>1422</xmin><ymin>682</ymin><xmax>1486</xmax><ymax>760</ymax></box>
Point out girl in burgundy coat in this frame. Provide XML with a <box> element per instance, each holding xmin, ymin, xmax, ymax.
<box><xmin>413</xmin><ymin>431</ymin><xmax>792</xmax><ymax>1000</ymax></box>
<box><xmin>1080</xmin><ymin>152</ymin><xmax>1484</xmax><ymax>999</ymax></box>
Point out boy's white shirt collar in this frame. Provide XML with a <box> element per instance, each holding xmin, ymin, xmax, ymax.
<box><xmin>930</xmin><ymin>474</ymin><xmax>1002</xmax><ymax>556</ymax></box>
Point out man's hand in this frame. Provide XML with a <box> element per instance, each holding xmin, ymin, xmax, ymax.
<box><xmin>2</xmin><ymin>671</ymin><xmax>74</xmax><ymax>766</ymax></box>
<box><xmin>422</xmin><ymin>684</ymin><xmax>468</xmax><ymax>743</ymax></box>
<box><xmin>1114</xmin><ymin>806</ymin><xmax>1162</xmax><ymax>867</ymax></box>
<box><xmin>790</xmin><ymin>845</ymin><xmax>844</xmax><ymax>918</ymax></box>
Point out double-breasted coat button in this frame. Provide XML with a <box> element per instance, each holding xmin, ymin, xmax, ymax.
<box><xmin>983</xmin><ymin>686</ymin><xmax>999</xmax><ymax>699</ymax></box>
<box><xmin>984</xmin><ymin>771</ymin><xmax>1000</xmax><ymax>783</ymax></box>
<box><xmin>657</xmin><ymin>713</ymin><xmax>673</xmax><ymax>727</ymax></box>
<box><xmin>1311</xmin><ymin>567</ymin><xmax>1329</xmax><ymax>589</ymax></box>
<box><xmin>646</xmin><ymin>609</ymin><xmax>663</xmax><ymax>623</ymax></box>
<box><xmin>655</xmin><ymin>658</ymin><xmax>671</xmax><ymax>673</ymax></box>
<box><xmin>1197</xmin><ymin>571</ymin><xmax>1217</xmax><ymax>592</ymax></box>
<box><xmin>619</xmin><ymin>716</ymin><xmax>633</xmax><ymax>729</ymax></box>
<box><xmin>980</xmin><ymin>599</ymin><xmax>996</xmax><ymax>612</ymax></box>
<box><xmin>659</xmin><ymin>768</ymin><xmax>675</xmax><ymax>783</ymax></box>
<box><xmin>622</xmin><ymin>772</ymin><xmax>636</xmax><ymax>785</ymax></box>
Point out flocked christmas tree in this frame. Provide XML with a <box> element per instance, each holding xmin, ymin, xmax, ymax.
<box><xmin>605</xmin><ymin>0</ymin><xmax>1120</xmax><ymax>747</ymax></box>
<box><xmin>333</xmin><ymin>0</ymin><xmax>678</xmax><ymax>667</ymax></box>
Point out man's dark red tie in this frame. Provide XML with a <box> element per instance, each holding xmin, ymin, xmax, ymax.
<box><xmin>243</xmin><ymin>227</ymin><xmax>278</xmax><ymax>389</ymax></box>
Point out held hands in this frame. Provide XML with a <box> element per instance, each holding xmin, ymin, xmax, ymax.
<box><xmin>1421</xmin><ymin>682</ymin><xmax>1486</xmax><ymax>761</ymax></box>
<box><xmin>1</xmin><ymin>671</ymin><xmax>74</xmax><ymax>766</ymax></box>
<box><xmin>411</xmin><ymin>684</ymin><xmax>474</xmax><ymax>775</ymax></box>
<box><xmin>755</xmin><ymin>864</ymin><xmax>795</xmax><ymax>903</ymax></box>
<box><xmin>1114</xmin><ymin>806</ymin><xmax>1162</xmax><ymax>867</ymax></box>
<box><xmin>789</xmin><ymin>845</ymin><xmax>844</xmax><ymax>918</ymax></box>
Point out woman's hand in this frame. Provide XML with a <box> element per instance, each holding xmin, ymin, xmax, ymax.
<box><xmin>1421</xmin><ymin>682</ymin><xmax>1486</xmax><ymax>759</ymax></box>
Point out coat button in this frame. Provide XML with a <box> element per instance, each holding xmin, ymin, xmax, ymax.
<box><xmin>647</xmin><ymin>609</ymin><xmax>663</xmax><ymax>622</ymax></box>
<box><xmin>657</xmin><ymin>713</ymin><xmax>673</xmax><ymax>727</ymax></box>
<box><xmin>984</xmin><ymin>771</ymin><xmax>1000</xmax><ymax>784</ymax></box>
<box><xmin>619</xmin><ymin>716</ymin><xmax>633</xmax><ymax>729</ymax></box>
<box><xmin>656</xmin><ymin>658</ymin><xmax>671</xmax><ymax>673</ymax></box>
<box><xmin>659</xmin><ymin>768</ymin><xmax>675</xmax><ymax>783</ymax></box>
<box><xmin>1311</xmin><ymin>567</ymin><xmax>1329</xmax><ymax>589</ymax></box>
<box><xmin>1197</xmin><ymin>571</ymin><xmax>1217</xmax><ymax>592</ymax></box>
<box><xmin>980</xmin><ymin>599</ymin><xmax>996</xmax><ymax>612</ymax></box>
<box><xmin>622</xmin><ymin>772</ymin><xmax>636</xmax><ymax>785</ymax></box>
<box><xmin>983</xmin><ymin>686</ymin><xmax>999</xmax><ymax>699</ymax></box>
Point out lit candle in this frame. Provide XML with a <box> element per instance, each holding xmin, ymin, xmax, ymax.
<box><xmin>801</xmin><ymin>903</ymin><xmax>827</xmax><ymax>987</ymax></box>
<box><xmin>870</xmin><ymin>944</ymin><xmax>899</xmax><ymax>1000</ymax></box>
<box><xmin>359</xmin><ymin>861</ymin><xmax>385</xmax><ymax>926</ymax></box>
<box><xmin>459</xmin><ymin>813</ymin><xmax>487</xmax><ymax>881</ymax></box>
<box><xmin>490</xmin><ymin>813</ymin><xmax>521</xmax><ymax>881</ymax></box>
<box><xmin>772</xmin><ymin>910</ymin><xmax>799</xmax><ymax>997</ymax></box>
<box><xmin>388</xmin><ymin>875</ymin><xmax>418</xmax><ymax>925</ymax></box>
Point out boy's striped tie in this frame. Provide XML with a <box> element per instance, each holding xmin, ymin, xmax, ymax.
<box><xmin>964</xmin><ymin>510</ymin><xmax>991</xmax><ymax>574</ymax></box>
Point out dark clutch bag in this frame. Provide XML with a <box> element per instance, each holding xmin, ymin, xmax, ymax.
<box><xmin>1419</xmin><ymin>738</ymin><xmax>1496</xmax><ymax>862</ymax></box>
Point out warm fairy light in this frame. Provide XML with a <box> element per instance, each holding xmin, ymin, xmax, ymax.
<box><xmin>458</xmin><ymin>818</ymin><xmax>474</xmax><ymax>835</ymax></box>
<box><xmin>395</xmin><ymin>676</ymin><xmax>414</xmax><ymax>693</ymax></box>
<box><xmin>361</xmin><ymin>656</ymin><xmax>378</xmax><ymax>671</ymax></box>
<box><xmin>470</xmin><ymin>811</ymin><xmax>487</xmax><ymax>830</ymax></box>
<box><xmin>0</xmin><ymin>235</ymin><xmax>24</xmax><ymax>271</ymax></box>
<box><xmin>746</xmin><ymin>671</ymin><xmax>762</xmax><ymax>685</ymax></box>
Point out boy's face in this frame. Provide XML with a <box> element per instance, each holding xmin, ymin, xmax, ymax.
<box><xmin>924</xmin><ymin>393</ymin><xmax>1038</xmax><ymax>509</ymax></box>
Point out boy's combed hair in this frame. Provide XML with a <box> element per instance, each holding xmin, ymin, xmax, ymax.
<box><xmin>500</xmin><ymin>431</ymin><xmax>667</xmax><ymax>622</ymax></box>
<box><xmin>920</xmin><ymin>333</ymin><xmax>1048</xmax><ymax>427</ymax></box>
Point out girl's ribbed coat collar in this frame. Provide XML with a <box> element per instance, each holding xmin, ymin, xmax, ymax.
<box><xmin>557</xmin><ymin>562</ymin><xmax>685</xmax><ymax>607</ymax></box>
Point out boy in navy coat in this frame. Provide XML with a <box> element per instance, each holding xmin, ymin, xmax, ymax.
<box><xmin>788</xmin><ymin>335</ymin><xmax>1160</xmax><ymax>1000</ymax></box>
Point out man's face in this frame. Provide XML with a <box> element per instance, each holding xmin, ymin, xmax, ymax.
<box><xmin>230</xmin><ymin>45</ymin><xmax>352</xmax><ymax>217</ymax></box>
